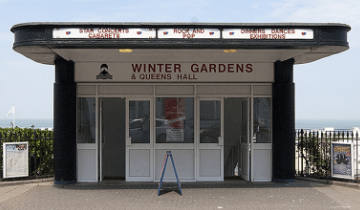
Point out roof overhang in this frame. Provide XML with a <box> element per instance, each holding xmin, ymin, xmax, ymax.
<box><xmin>11</xmin><ymin>22</ymin><xmax>350</xmax><ymax>65</ymax></box>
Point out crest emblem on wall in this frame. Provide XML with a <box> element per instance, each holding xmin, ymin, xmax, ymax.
<box><xmin>96</xmin><ymin>64</ymin><xmax>113</xmax><ymax>79</ymax></box>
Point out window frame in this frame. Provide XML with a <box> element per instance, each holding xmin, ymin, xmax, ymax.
<box><xmin>252</xmin><ymin>97</ymin><xmax>272</xmax><ymax>144</ymax></box>
<box><xmin>128</xmin><ymin>100</ymin><xmax>151</xmax><ymax>144</ymax></box>
<box><xmin>198</xmin><ymin>98</ymin><xmax>223</xmax><ymax>144</ymax></box>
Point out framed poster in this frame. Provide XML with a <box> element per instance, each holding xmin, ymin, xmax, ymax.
<box><xmin>164</xmin><ymin>98</ymin><xmax>185</xmax><ymax>142</ymax></box>
<box><xmin>2</xmin><ymin>142</ymin><xmax>29</xmax><ymax>178</ymax></box>
<box><xmin>331</xmin><ymin>142</ymin><xmax>354</xmax><ymax>179</ymax></box>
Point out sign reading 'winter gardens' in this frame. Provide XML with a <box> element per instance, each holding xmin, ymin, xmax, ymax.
<box><xmin>75</xmin><ymin>63</ymin><xmax>274</xmax><ymax>82</ymax></box>
<box><xmin>129</xmin><ymin>63</ymin><xmax>253</xmax><ymax>81</ymax></box>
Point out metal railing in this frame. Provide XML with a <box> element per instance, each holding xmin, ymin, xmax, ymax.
<box><xmin>296</xmin><ymin>129</ymin><xmax>359</xmax><ymax>180</ymax></box>
<box><xmin>0</xmin><ymin>128</ymin><xmax>54</xmax><ymax>180</ymax></box>
<box><xmin>2</xmin><ymin>127</ymin><xmax>358</xmax><ymax>181</ymax></box>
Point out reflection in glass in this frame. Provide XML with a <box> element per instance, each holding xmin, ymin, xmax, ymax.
<box><xmin>156</xmin><ymin>98</ymin><xmax>194</xmax><ymax>143</ymax></box>
<box><xmin>253</xmin><ymin>98</ymin><xmax>272</xmax><ymax>143</ymax></box>
<box><xmin>129</xmin><ymin>101</ymin><xmax>150</xmax><ymax>143</ymax></box>
<box><xmin>200</xmin><ymin>101</ymin><xmax>221</xmax><ymax>143</ymax></box>
<box><xmin>76</xmin><ymin>98</ymin><xmax>96</xmax><ymax>143</ymax></box>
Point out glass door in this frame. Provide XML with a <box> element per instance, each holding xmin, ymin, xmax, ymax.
<box><xmin>154</xmin><ymin>97</ymin><xmax>195</xmax><ymax>181</ymax></box>
<box><xmin>197</xmin><ymin>98</ymin><xmax>224</xmax><ymax>181</ymax></box>
<box><xmin>126</xmin><ymin>98</ymin><xmax>153</xmax><ymax>181</ymax></box>
<box><xmin>76</xmin><ymin>97</ymin><xmax>97</xmax><ymax>182</ymax></box>
<box><xmin>251</xmin><ymin>97</ymin><xmax>272</xmax><ymax>182</ymax></box>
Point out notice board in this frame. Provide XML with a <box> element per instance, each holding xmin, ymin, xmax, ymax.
<box><xmin>331</xmin><ymin>142</ymin><xmax>354</xmax><ymax>179</ymax></box>
<box><xmin>2</xmin><ymin>142</ymin><xmax>29</xmax><ymax>178</ymax></box>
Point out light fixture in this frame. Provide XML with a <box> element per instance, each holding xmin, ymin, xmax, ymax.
<box><xmin>223</xmin><ymin>49</ymin><xmax>237</xmax><ymax>53</ymax></box>
<box><xmin>119</xmin><ymin>49</ymin><xmax>133</xmax><ymax>53</ymax></box>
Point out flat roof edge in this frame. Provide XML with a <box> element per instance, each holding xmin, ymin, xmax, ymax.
<box><xmin>11</xmin><ymin>22</ymin><xmax>351</xmax><ymax>32</ymax></box>
<box><xmin>11</xmin><ymin>22</ymin><xmax>350</xmax><ymax>65</ymax></box>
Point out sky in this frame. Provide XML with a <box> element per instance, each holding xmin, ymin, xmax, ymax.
<box><xmin>0</xmin><ymin>0</ymin><xmax>359</xmax><ymax>120</ymax></box>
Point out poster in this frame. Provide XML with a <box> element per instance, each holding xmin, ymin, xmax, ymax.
<box><xmin>164</xmin><ymin>98</ymin><xmax>185</xmax><ymax>142</ymax></box>
<box><xmin>2</xmin><ymin>142</ymin><xmax>29</xmax><ymax>178</ymax></box>
<box><xmin>331</xmin><ymin>142</ymin><xmax>354</xmax><ymax>179</ymax></box>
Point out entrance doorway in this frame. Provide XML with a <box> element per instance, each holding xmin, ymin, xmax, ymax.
<box><xmin>81</xmin><ymin>84</ymin><xmax>273</xmax><ymax>183</ymax></box>
<box><xmin>100</xmin><ymin>98</ymin><xmax>126</xmax><ymax>180</ymax></box>
<box><xmin>224</xmin><ymin>98</ymin><xmax>250</xmax><ymax>181</ymax></box>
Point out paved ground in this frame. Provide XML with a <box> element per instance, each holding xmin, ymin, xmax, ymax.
<box><xmin>0</xmin><ymin>180</ymin><xmax>360</xmax><ymax>210</ymax></box>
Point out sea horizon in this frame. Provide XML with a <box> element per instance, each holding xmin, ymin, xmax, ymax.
<box><xmin>0</xmin><ymin>118</ymin><xmax>359</xmax><ymax>130</ymax></box>
<box><xmin>0</xmin><ymin>118</ymin><xmax>53</xmax><ymax>129</ymax></box>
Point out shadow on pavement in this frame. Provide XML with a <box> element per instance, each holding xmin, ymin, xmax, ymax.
<box><xmin>54</xmin><ymin>179</ymin><xmax>329</xmax><ymax>190</ymax></box>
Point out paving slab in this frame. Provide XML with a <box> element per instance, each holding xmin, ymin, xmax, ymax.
<box><xmin>0</xmin><ymin>180</ymin><xmax>359</xmax><ymax>209</ymax></box>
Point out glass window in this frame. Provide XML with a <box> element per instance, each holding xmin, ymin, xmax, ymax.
<box><xmin>76</xmin><ymin>98</ymin><xmax>96</xmax><ymax>143</ymax></box>
<box><xmin>200</xmin><ymin>101</ymin><xmax>221</xmax><ymax>143</ymax></box>
<box><xmin>156</xmin><ymin>98</ymin><xmax>194</xmax><ymax>143</ymax></box>
<box><xmin>253</xmin><ymin>98</ymin><xmax>272</xmax><ymax>143</ymax></box>
<box><xmin>129</xmin><ymin>101</ymin><xmax>150</xmax><ymax>143</ymax></box>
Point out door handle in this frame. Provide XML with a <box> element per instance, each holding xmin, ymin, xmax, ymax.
<box><xmin>218</xmin><ymin>136</ymin><xmax>223</xmax><ymax>146</ymax></box>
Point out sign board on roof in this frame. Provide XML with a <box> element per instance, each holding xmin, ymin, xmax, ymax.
<box><xmin>222</xmin><ymin>28</ymin><xmax>314</xmax><ymax>39</ymax></box>
<box><xmin>53</xmin><ymin>28</ymin><xmax>156</xmax><ymax>39</ymax></box>
<box><xmin>52</xmin><ymin>27</ymin><xmax>314</xmax><ymax>40</ymax></box>
<box><xmin>157</xmin><ymin>28</ymin><xmax>220</xmax><ymax>39</ymax></box>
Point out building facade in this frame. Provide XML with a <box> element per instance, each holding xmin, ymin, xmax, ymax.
<box><xmin>11</xmin><ymin>23</ymin><xmax>350</xmax><ymax>184</ymax></box>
